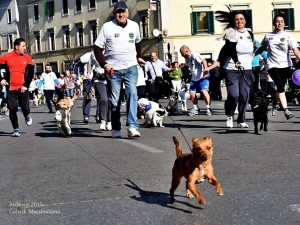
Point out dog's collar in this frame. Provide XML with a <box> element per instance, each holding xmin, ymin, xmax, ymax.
<box><xmin>145</xmin><ymin>102</ymin><xmax>152</xmax><ymax>112</ymax></box>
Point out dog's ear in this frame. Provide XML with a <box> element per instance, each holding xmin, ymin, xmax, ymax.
<box><xmin>203</xmin><ymin>136</ymin><xmax>211</xmax><ymax>141</ymax></box>
<box><xmin>203</xmin><ymin>136</ymin><xmax>213</xmax><ymax>146</ymax></box>
<box><xmin>192</xmin><ymin>138</ymin><xmax>199</xmax><ymax>143</ymax></box>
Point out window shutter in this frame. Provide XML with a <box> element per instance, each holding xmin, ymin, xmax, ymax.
<box><xmin>274</xmin><ymin>9</ymin><xmax>279</xmax><ymax>17</ymax></box>
<box><xmin>208</xmin><ymin>11</ymin><xmax>214</xmax><ymax>34</ymax></box>
<box><xmin>191</xmin><ymin>12</ymin><xmax>198</xmax><ymax>35</ymax></box>
<box><xmin>288</xmin><ymin>8</ymin><xmax>295</xmax><ymax>30</ymax></box>
<box><xmin>44</xmin><ymin>2</ymin><xmax>48</xmax><ymax>17</ymax></box>
<box><xmin>244</xmin><ymin>10</ymin><xmax>253</xmax><ymax>30</ymax></box>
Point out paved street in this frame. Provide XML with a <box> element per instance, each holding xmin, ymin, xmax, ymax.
<box><xmin>1</xmin><ymin>91</ymin><xmax>300</xmax><ymax>225</ymax></box>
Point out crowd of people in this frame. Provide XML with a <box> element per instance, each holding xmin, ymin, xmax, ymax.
<box><xmin>1</xmin><ymin>1</ymin><xmax>299</xmax><ymax>138</ymax></box>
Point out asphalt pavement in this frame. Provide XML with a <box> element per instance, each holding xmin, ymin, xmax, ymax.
<box><xmin>0</xmin><ymin>90</ymin><xmax>300</xmax><ymax>225</ymax></box>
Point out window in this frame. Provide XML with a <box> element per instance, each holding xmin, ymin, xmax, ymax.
<box><xmin>89</xmin><ymin>20</ymin><xmax>98</xmax><ymax>44</ymax></box>
<box><xmin>34</xmin><ymin>32</ymin><xmax>41</xmax><ymax>52</ymax></box>
<box><xmin>191</xmin><ymin>11</ymin><xmax>214</xmax><ymax>34</ymax></box>
<box><xmin>111</xmin><ymin>0</ymin><xmax>118</xmax><ymax>4</ymax></box>
<box><xmin>8</xmin><ymin>34</ymin><xmax>13</xmax><ymax>50</ymax></box>
<box><xmin>45</xmin><ymin>1</ymin><xmax>55</xmax><ymax>18</ymax></box>
<box><xmin>35</xmin><ymin>63</ymin><xmax>44</xmax><ymax>75</ymax></box>
<box><xmin>34</xmin><ymin>4</ymin><xmax>39</xmax><ymax>22</ymax></box>
<box><xmin>89</xmin><ymin>0</ymin><xmax>96</xmax><ymax>10</ymax></box>
<box><xmin>48</xmin><ymin>28</ymin><xmax>55</xmax><ymax>51</ymax></box>
<box><xmin>7</xmin><ymin>9</ymin><xmax>12</xmax><ymax>23</ymax></box>
<box><xmin>138</xmin><ymin>11</ymin><xmax>149</xmax><ymax>38</ymax></box>
<box><xmin>62</xmin><ymin>0</ymin><xmax>68</xmax><ymax>15</ymax></box>
<box><xmin>49</xmin><ymin>62</ymin><xmax>58</xmax><ymax>73</ymax></box>
<box><xmin>76</xmin><ymin>0</ymin><xmax>82</xmax><ymax>12</ymax></box>
<box><xmin>76</xmin><ymin>23</ymin><xmax>84</xmax><ymax>47</ymax></box>
<box><xmin>62</xmin><ymin>26</ymin><xmax>71</xmax><ymax>48</ymax></box>
<box><xmin>274</xmin><ymin>8</ymin><xmax>295</xmax><ymax>30</ymax></box>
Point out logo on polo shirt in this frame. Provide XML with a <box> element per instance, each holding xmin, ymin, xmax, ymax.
<box><xmin>280</xmin><ymin>38</ymin><xmax>285</xmax><ymax>42</ymax></box>
<box><xmin>129</xmin><ymin>33</ymin><xmax>134</xmax><ymax>39</ymax></box>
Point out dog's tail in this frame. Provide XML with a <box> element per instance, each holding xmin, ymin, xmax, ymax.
<box><xmin>172</xmin><ymin>136</ymin><xmax>182</xmax><ymax>158</ymax></box>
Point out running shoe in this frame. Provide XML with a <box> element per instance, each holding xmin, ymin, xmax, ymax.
<box><xmin>271</xmin><ymin>103</ymin><xmax>280</xmax><ymax>116</ymax></box>
<box><xmin>226</xmin><ymin>116</ymin><xmax>233</xmax><ymax>128</ymax></box>
<box><xmin>127</xmin><ymin>128</ymin><xmax>140</xmax><ymax>138</ymax></box>
<box><xmin>206</xmin><ymin>108</ymin><xmax>212</xmax><ymax>116</ymax></box>
<box><xmin>188</xmin><ymin>108</ymin><xmax>200</xmax><ymax>116</ymax></box>
<box><xmin>25</xmin><ymin>116</ymin><xmax>32</xmax><ymax>126</ymax></box>
<box><xmin>237</xmin><ymin>122</ymin><xmax>249</xmax><ymax>128</ymax></box>
<box><xmin>284</xmin><ymin>109</ymin><xmax>295</xmax><ymax>120</ymax></box>
<box><xmin>100</xmin><ymin>120</ymin><xmax>106</xmax><ymax>130</ymax></box>
<box><xmin>11</xmin><ymin>128</ymin><xmax>20</xmax><ymax>137</ymax></box>
<box><xmin>112</xmin><ymin>130</ymin><xmax>122</xmax><ymax>138</ymax></box>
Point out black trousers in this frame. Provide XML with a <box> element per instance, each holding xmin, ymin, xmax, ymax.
<box><xmin>7</xmin><ymin>89</ymin><xmax>30</xmax><ymax>129</ymax></box>
<box><xmin>82</xmin><ymin>79</ymin><xmax>93</xmax><ymax>117</ymax></box>
<box><xmin>94</xmin><ymin>81</ymin><xmax>111</xmax><ymax>122</ymax></box>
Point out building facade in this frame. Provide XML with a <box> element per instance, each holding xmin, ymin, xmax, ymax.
<box><xmin>0</xmin><ymin>0</ymin><xmax>299</xmax><ymax>74</ymax></box>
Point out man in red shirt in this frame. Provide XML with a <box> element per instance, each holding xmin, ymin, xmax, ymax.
<box><xmin>0</xmin><ymin>38</ymin><xmax>35</xmax><ymax>137</ymax></box>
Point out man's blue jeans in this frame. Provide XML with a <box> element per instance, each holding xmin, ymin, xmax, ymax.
<box><xmin>109</xmin><ymin>65</ymin><xmax>138</xmax><ymax>131</ymax></box>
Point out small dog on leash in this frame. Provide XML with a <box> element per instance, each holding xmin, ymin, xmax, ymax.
<box><xmin>170</xmin><ymin>136</ymin><xmax>223</xmax><ymax>204</ymax></box>
<box><xmin>151</xmin><ymin>108</ymin><xmax>168</xmax><ymax>127</ymax></box>
<box><xmin>179</xmin><ymin>83</ymin><xmax>191</xmax><ymax>111</ymax></box>
<box><xmin>138</xmin><ymin>98</ymin><xmax>167</xmax><ymax>127</ymax></box>
<box><xmin>55</xmin><ymin>109</ymin><xmax>72</xmax><ymax>136</ymax></box>
<box><xmin>250</xmin><ymin>90</ymin><xmax>270</xmax><ymax>135</ymax></box>
<box><xmin>166</xmin><ymin>95</ymin><xmax>179</xmax><ymax>115</ymax></box>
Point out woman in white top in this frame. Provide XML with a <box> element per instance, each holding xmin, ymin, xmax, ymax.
<box><xmin>214</xmin><ymin>10</ymin><xmax>255</xmax><ymax>128</ymax></box>
<box><xmin>255</xmin><ymin>15</ymin><xmax>300</xmax><ymax>120</ymax></box>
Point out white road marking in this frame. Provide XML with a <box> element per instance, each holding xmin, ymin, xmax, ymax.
<box><xmin>289</xmin><ymin>204</ymin><xmax>300</xmax><ymax>213</ymax></box>
<box><xmin>118</xmin><ymin>139</ymin><xmax>163</xmax><ymax>153</ymax></box>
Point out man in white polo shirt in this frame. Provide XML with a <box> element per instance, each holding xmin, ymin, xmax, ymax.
<box><xmin>38</xmin><ymin>64</ymin><xmax>60</xmax><ymax>113</ymax></box>
<box><xmin>94</xmin><ymin>1</ymin><xmax>146</xmax><ymax>138</ymax></box>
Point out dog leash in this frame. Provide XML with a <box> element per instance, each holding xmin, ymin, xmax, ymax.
<box><xmin>238</xmin><ymin>66</ymin><xmax>252</xmax><ymax>90</ymax></box>
<box><xmin>168</xmin><ymin>115</ymin><xmax>192</xmax><ymax>151</ymax></box>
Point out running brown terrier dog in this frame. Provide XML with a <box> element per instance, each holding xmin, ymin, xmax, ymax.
<box><xmin>170</xmin><ymin>136</ymin><xmax>223</xmax><ymax>204</ymax></box>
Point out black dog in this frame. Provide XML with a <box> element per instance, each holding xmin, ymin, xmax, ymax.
<box><xmin>250</xmin><ymin>90</ymin><xmax>270</xmax><ymax>135</ymax></box>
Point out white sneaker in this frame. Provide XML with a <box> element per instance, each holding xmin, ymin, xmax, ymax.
<box><xmin>237</xmin><ymin>122</ymin><xmax>249</xmax><ymax>128</ymax></box>
<box><xmin>234</xmin><ymin>108</ymin><xmax>238</xmax><ymax>115</ymax></box>
<box><xmin>11</xmin><ymin>128</ymin><xmax>20</xmax><ymax>137</ymax></box>
<box><xmin>100</xmin><ymin>120</ymin><xmax>106</xmax><ymax>130</ymax></box>
<box><xmin>106</xmin><ymin>122</ymin><xmax>112</xmax><ymax>131</ymax></box>
<box><xmin>127</xmin><ymin>128</ymin><xmax>140</xmax><ymax>137</ymax></box>
<box><xmin>25</xmin><ymin>116</ymin><xmax>32</xmax><ymax>126</ymax></box>
<box><xmin>188</xmin><ymin>108</ymin><xmax>200</xmax><ymax>116</ymax></box>
<box><xmin>226</xmin><ymin>116</ymin><xmax>233</xmax><ymax>128</ymax></box>
<box><xmin>206</xmin><ymin>108</ymin><xmax>212</xmax><ymax>116</ymax></box>
<box><xmin>112</xmin><ymin>130</ymin><xmax>121</xmax><ymax>138</ymax></box>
